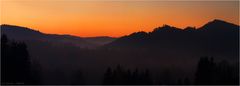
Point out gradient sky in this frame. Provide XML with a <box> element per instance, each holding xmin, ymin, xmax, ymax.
<box><xmin>1</xmin><ymin>0</ymin><xmax>239</xmax><ymax>37</ymax></box>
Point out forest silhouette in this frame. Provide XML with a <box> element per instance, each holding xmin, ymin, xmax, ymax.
<box><xmin>1</xmin><ymin>19</ymin><xmax>239</xmax><ymax>85</ymax></box>
<box><xmin>1</xmin><ymin>34</ymin><xmax>40</xmax><ymax>85</ymax></box>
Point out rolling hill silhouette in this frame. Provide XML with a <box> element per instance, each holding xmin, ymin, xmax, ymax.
<box><xmin>1</xmin><ymin>24</ymin><xmax>116</xmax><ymax>48</ymax></box>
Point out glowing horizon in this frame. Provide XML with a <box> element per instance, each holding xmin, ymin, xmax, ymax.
<box><xmin>1</xmin><ymin>0</ymin><xmax>239</xmax><ymax>37</ymax></box>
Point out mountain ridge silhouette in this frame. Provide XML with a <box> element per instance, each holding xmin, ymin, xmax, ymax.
<box><xmin>1</xmin><ymin>19</ymin><xmax>238</xmax><ymax>40</ymax></box>
<box><xmin>104</xmin><ymin>19</ymin><xmax>239</xmax><ymax>60</ymax></box>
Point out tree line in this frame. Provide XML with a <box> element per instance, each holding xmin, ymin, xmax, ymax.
<box><xmin>103</xmin><ymin>65</ymin><xmax>152</xmax><ymax>85</ymax></box>
<box><xmin>195</xmin><ymin>57</ymin><xmax>239</xmax><ymax>85</ymax></box>
<box><xmin>101</xmin><ymin>57</ymin><xmax>239</xmax><ymax>85</ymax></box>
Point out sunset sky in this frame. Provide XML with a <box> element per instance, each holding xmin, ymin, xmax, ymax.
<box><xmin>1</xmin><ymin>0</ymin><xmax>239</xmax><ymax>37</ymax></box>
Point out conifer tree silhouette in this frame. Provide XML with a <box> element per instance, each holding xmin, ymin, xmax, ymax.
<box><xmin>1</xmin><ymin>34</ymin><xmax>40</xmax><ymax>85</ymax></box>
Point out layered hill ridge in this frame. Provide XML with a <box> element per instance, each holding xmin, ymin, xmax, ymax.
<box><xmin>1</xmin><ymin>19</ymin><xmax>239</xmax><ymax>55</ymax></box>
<box><xmin>1</xmin><ymin>19</ymin><xmax>239</xmax><ymax>84</ymax></box>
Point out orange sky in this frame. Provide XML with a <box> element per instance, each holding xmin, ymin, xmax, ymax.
<box><xmin>1</xmin><ymin>0</ymin><xmax>239</xmax><ymax>37</ymax></box>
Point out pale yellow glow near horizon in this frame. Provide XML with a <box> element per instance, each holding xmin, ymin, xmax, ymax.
<box><xmin>1</xmin><ymin>0</ymin><xmax>239</xmax><ymax>37</ymax></box>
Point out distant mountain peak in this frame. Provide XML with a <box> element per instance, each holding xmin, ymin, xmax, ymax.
<box><xmin>199</xmin><ymin>19</ymin><xmax>238</xmax><ymax>31</ymax></box>
<box><xmin>152</xmin><ymin>24</ymin><xmax>181</xmax><ymax>33</ymax></box>
<box><xmin>130</xmin><ymin>31</ymin><xmax>148</xmax><ymax>36</ymax></box>
<box><xmin>209</xmin><ymin>19</ymin><xmax>231</xmax><ymax>25</ymax></box>
<box><xmin>126</xmin><ymin>31</ymin><xmax>148</xmax><ymax>39</ymax></box>
<box><xmin>184</xmin><ymin>26</ymin><xmax>196</xmax><ymax>31</ymax></box>
<box><xmin>212</xmin><ymin>19</ymin><xmax>228</xmax><ymax>23</ymax></box>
